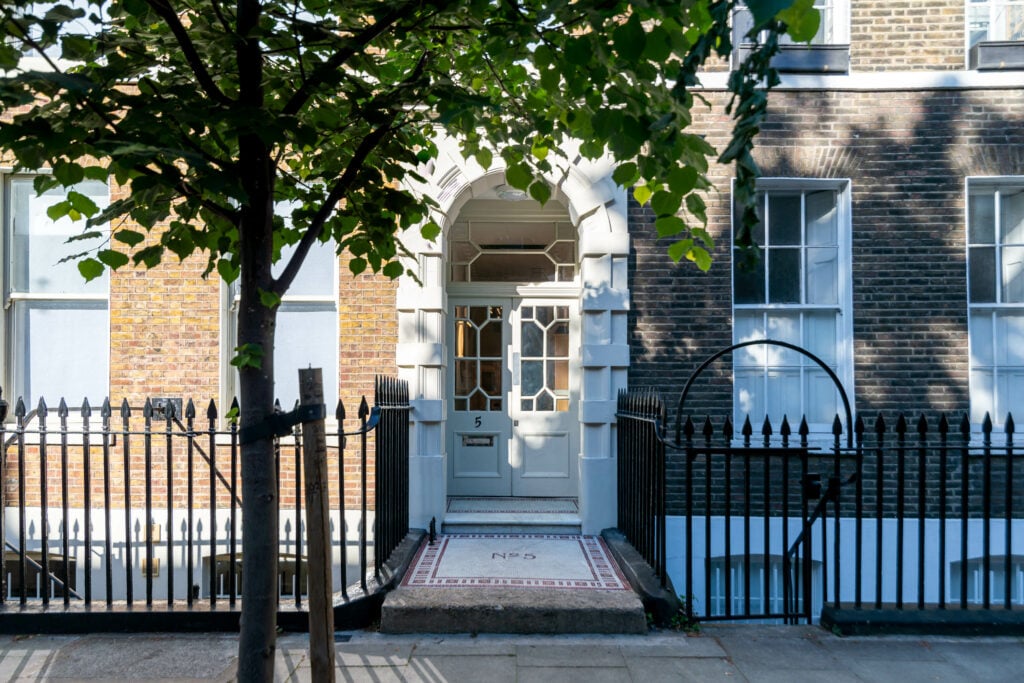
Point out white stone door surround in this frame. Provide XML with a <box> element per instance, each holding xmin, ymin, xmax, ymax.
<box><xmin>397</xmin><ymin>135</ymin><xmax>630</xmax><ymax>534</ymax></box>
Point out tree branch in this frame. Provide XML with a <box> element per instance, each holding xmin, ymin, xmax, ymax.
<box><xmin>281</xmin><ymin>0</ymin><xmax>434</xmax><ymax>116</ymax></box>
<box><xmin>144</xmin><ymin>0</ymin><xmax>233</xmax><ymax>106</ymax></box>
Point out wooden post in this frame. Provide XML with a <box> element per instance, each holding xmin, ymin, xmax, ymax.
<box><xmin>299</xmin><ymin>368</ymin><xmax>336</xmax><ymax>682</ymax></box>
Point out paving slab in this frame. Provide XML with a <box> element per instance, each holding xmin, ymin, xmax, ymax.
<box><xmin>624</xmin><ymin>655</ymin><xmax>749</xmax><ymax>682</ymax></box>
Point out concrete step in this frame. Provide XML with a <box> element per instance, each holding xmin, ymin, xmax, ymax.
<box><xmin>441</xmin><ymin>512</ymin><xmax>582</xmax><ymax>535</ymax></box>
<box><xmin>380</xmin><ymin>586</ymin><xmax>647</xmax><ymax>634</ymax></box>
<box><xmin>442</xmin><ymin>497</ymin><xmax>582</xmax><ymax>534</ymax></box>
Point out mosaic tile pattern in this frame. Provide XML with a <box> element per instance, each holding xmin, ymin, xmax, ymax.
<box><xmin>402</xmin><ymin>534</ymin><xmax>628</xmax><ymax>590</ymax></box>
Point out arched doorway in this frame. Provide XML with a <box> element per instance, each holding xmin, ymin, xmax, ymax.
<box><xmin>396</xmin><ymin>140</ymin><xmax>630</xmax><ymax>534</ymax></box>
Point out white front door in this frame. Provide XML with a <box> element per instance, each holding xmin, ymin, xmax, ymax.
<box><xmin>447</xmin><ymin>298</ymin><xmax>579</xmax><ymax>497</ymax></box>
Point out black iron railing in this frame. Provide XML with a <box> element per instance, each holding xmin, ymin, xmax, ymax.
<box><xmin>617</xmin><ymin>388</ymin><xmax>1023</xmax><ymax>623</ymax></box>
<box><xmin>0</xmin><ymin>377</ymin><xmax>410</xmax><ymax>624</ymax></box>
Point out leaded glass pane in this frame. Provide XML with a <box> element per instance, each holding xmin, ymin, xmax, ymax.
<box><xmin>454</xmin><ymin>321</ymin><xmax>476</xmax><ymax>358</ymax></box>
<box><xmin>522</xmin><ymin>360</ymin><xmax>543</xmax><ymax>395</ymax></box>
<box><xmin>548</xmin><ymin>360</ymin><xmax>569</xmax><ymax>392</ymax></box>
<box><xmin>536</xmin><ymin>392</ymin><xmax>554</xmax><ymax>411</ymax></box>
<box><xmin>455</xmin><ymin>360</ymin><xmax>477</xmax><ymax>396</ymax></box>
<box><xmin>479</xmin><ymin>360</ymin><xmax>502</xmax><ymax>397</ymax></box>
<box><xmin>548</xmin><ymin>322</ymin><xmax>569</xmax><ymax>356</ymax></box>
<box><xmin>479</xmin><ymin>319</ymin><xmax>502</xmax><ymax>357</ymax></box>
<box><xmin>522</xmin><ymin>322</ymin><xmax>544</xmax><ymax>356</ymax></box>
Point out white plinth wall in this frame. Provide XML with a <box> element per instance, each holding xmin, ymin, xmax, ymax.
<box><xmin>397</xmin><ymin>138</ymin><xmax>630</xmax><ymax>534</ymax></box>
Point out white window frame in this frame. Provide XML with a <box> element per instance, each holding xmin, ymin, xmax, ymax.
<box><xmin>967</xmin><ymin>0</ymin><xmax>1024</xmax><ymax>48</ymax></box>
<box><xmin>965</xmin><ymin>177</ymin><xmax>1024</xmax><ymax>428</ymax></box>
<box><xmin>730</xmin><ymin>178</ymin><xmax>854</xmax><ymax>434</ymax></box>
<box><xmin>220</xmin><ymin>241</ymin><xmax>340</xmax><ymax>420</ymax></box>
<box><xmin>734</xmin><ymin>0</ymin><xmax>851</xmax><ymax>46</ymax></box>
<box><xmin>2</xmin><ymin>170</ymin><xmax>110</xmax><ymax>416</ymax></box>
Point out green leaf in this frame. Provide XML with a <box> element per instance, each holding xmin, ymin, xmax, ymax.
<box><xmin>216</xmin><ymin>258</ymin><xmax>239</xmax><ymax>283</ymax></box>
<box><xmin>505</xmin><ymin>163</ymin><xmax>533</xmax><ymax>190</ymax></box>
<box><xmin>746</xmin><ymin>0</ymin><xmax>799</xmax><ymax>26</ymax></box>
<box><xmin>667</xmin><ymin>238</ymin><xmax>693</xmax><ymax>263</ymax></box>
<box><xmin>78</xmin><ymin>258</ymin><xmax>104</xmax><ymax>281</ymax></box>
<box><xmin>474</xmin><ymin>147</ymin><xmax>493</xmax><ymax>169</ymax></box>
<box><xmin>133</xmin><ymin>245</ymin><xmax>163</xmax><ymax>269</ymax></box>
<box><xmin>613</xmin><ymin>162</ymin><xmax>639</xmax><ymax>187</ymax></box>
<box><xmin>114</xmin><ymin>229</ymin><xmax>145</xmax><ymax>247</ymax></box>
<box><xmin>259</xmin><ymin>289</ymin><xmax>281</xmax><ymax>309</ymax></box>
<box><xmin>668</xmin><ymin>167</ymin><xmax>699</xmax><ymax>195</ymax></box>
<box><xmin>528</xmin><ymin>181</ymin><xmax>551</xmax><ymax>205</ymax></box>
<box><xmin>655</xmin><ymin>215</ymin><xmax>687</xmax><ymax>238</ymax></box>
<box><xmin>349</xmin><ymin>257</ymin><xmax>367</xmax><ymax>275</ymax></box>
<box><xmin>97</xmin><ymin>249</ymin><xmax>129</xmax><ymax>270</ymax></box>
<box><xmin>420</xmin><ymin>220</ymin><xmax>441</xmax><ymax>242</ymax></box>
<box><xmin>778</xmin><ymin>0</ymin><xmax>821</xmax><ymax>42</ymax></box>
<box><xmin>613</xmin><ymin>14</ymin><xmax>646</xmax><ymax>63</ymax></box>
<box><xmin>651</xmin><ymin>190</ymin><xmax>682</xmax><ymax>217</ymax></box>
<box><xmin>633</xmin><ymin>185</ymin><xmax>654</xmax><ymax>206</ymax></box>
<box><xmin>46</xmin><ymin>201</ymin><xmax>71</xmax><ymax>221</ymax></box>
<box><xmin>531</xmin><ymin>137</ymin><xmax>549</xmax><ymax>161</ymax></box>
<box><xmin>382</xmin><ymin>261</ymin><xmax>404</xmax><ymax>279</ymax></box>
<box><xmin>67</xmin><ymin>190</ymin><xmax>99</xmax><ymax>217</ymax></box>
<box><xmin>230</xmin><ymin>343</ymin><xmax>264</xmax><ymax>370</ymax></box>
<box><xmin>689</xmin><ymin>246</ymin><xmax>713</xmax><ymax>271</ymax></box>
<box><xmin>643</xmin><ymin>25</ymin><xmax>673</xmax><ymax>63</ymax></box>
<box><xmin>53</xmin><ymin>162</ymin><xmax>84</xmax><ymax>186</ymax></box>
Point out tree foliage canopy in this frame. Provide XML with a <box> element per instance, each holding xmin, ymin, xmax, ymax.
<box><xmin>1</xmin><ymin>0</ymin><xmax>815</xmax><ymax>284</ymax></box>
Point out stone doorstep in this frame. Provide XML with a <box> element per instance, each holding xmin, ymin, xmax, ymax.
<box><xmin>380</xmin><ymin>532</ymin><xmax>647</xmax><ymax>635</ymax></box>
<box><xmin>379</xmin><ymin>586</ymin><xmax>647</xmax><ymax>635</ymax></box>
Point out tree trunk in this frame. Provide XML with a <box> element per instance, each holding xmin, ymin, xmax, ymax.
<box><xmin>236</xmin><ymin>289</ymin><xmax>278</xmax><ymax>682</ymax></box>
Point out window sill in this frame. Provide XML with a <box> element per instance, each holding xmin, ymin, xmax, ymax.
<box><xmin>969</xmin><ymin>41</ymin><xmax>1024</xmax><ymax>71</ymax></box>
<box><xmin>735</xmin><ymin>44</ymin><xmax>851</xmax><ymax>74</ymax></box>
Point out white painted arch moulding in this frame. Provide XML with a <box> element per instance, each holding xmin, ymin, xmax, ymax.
<box><xmin>396</xmin><ymin>135</ymin><xmax>630</xmax><ymax>534</ymax></box>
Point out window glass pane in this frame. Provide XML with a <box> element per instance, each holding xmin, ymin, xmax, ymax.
<box><xmin>522</xmin><ymin>321</ymin><xmax>543</xmax><ymax>356</ymax></box>
<box><xmin>804</xmin><ymin>312</ymin><xmax>838</xmax><ymax>366</ymax></box>
<box><xmin>522</xmin><ymin>360</ymin><xmax>543</xmax><ymax>395</ymax></box>
<box><xmin>472</xmin><ymin>253</ymin><xmax>556</xmax><ymax>282</ymax></box>
<box><xmin>272</xmin><ymin>240</ymin><xmax>335</xmax><ymax>297</ymax></box>
<box><xmin>479</xmin><ymin>317</ymin><xmax>503</xmax><ymax>357</ymax></box>
<box><xmin>1001</xmin><ymin>246</ymin><xmax>1024</xmax><ymax>303</ymax></box>
<box><xmin>997</xmin><ymin>370</ymin><xmax>1024</xmax><ymax>423</ymax></box>
<box><xmin>768</xmin><ymin>248</ymin><xmax>800</xmax><ymax>303</ymax></box>
<box><xmin>805</xmin><ymin>190</ymin><xmax>837</xmax><ymax>245</ymax></box>
<box><xmin>969</xmin><ymin>246</ymin><xmax>997</xmax><ymax>302</ymax></box>
<box><xmin>766</xmin><ymin>369</ymin><xmax>801</xmax><ymax>424</ymax></box>
<box><xmin>970</xmin><ymin>313</ymin><xmax>995</xmax><ymax>366</ymax></box>
<box><xmin>805</xmin><ymin>370</ymin><xmax>838</xmax><ymax>424</ymax></box>
<box><xmin>274</xmin><ymin>305</ymin><xmax>337</xmax><ymax>409</ymax></box>
<box><xmin>14</xmin><ymin>301</ymin><xmax>109</xmax><ymax>406</ymax></box>
<box><xmin>1002</xmin><ymin>189</ymin><xmax>1024</xmax><ymax>244</ymax></box>
<box><xmin>479</xmin><ymin>360</ymin><xmax>502</xmax><ymax>397</ymax></box>
<box><xmin>766</xmin><ymin>313</ymin><xmax>802</xmax><ymax>364</ymax></box>
<box><xmin>471</xmin><ymin>221</ymin><xmax>554</xmax><ymax>246</ymax></box>
<box><xmin>455</xmin><ymin>360</ymin><xmax>476</xmax><ymax>397</ymax></box>
<box><xmin>971</xmin><ymin>369</ymin><xmax>995</xmax><ymax>424</ymax></box>
<box><xmin>547</xmin><ymin>321</ymin><xmax>569</xmax><ymax>357</ymax></box>
<box><xmin>969</xmin><ymin>191</ymin><xmax>996</xmax><ymax>244</ymax></box>
<box><xmin>11</xmin><ymin>178</ymin><xmax>109</xmax><ymax>295</ymax></box>
<box><xmin>454</xmin><ymin>321</ymin><xmax>476</xmax><ymax>358</ymax></box>
<box><xmin>535</xmin><ymin>392</ymin><xmax>554</xmax><ymax>411</ymax></box>
<box><xmin>548</xmin><ymin>360</ymin><xmax>569</xmax><ymax>392</ymax></box>
<box><xmin>805</xmin><ymin>247</ymin><xmax>838</xmax><ymax>305</ymax></box>
<box><xmin>734</xmin><ymin>313</ymin><xmax>766</xmax><ymax>367</ymax></box>
<box><xmin>995</xmin><ymin>312</ymin><xmax>1024</xmax><ymax>365</ymax></box>
<box><xmin>734</xmin><ymin>252</ymin><xmax>765</xmax><ymax>304</ymax></box>
<box><xmin>767</xmin><ymin>194</ymin><xmax>801</xmax><ymax>245</ymax></box>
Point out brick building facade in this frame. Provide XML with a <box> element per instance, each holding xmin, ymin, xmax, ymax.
<box><xmin>3</xmin><ymin>1</ymin><xmax>1023</xmax><ymax>538</ymax></box>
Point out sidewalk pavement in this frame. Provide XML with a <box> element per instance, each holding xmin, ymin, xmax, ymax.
<box><xmin>1</xmin><ymin>624</ymin><xmax>1022</xmax><ymax>682</ymax></box>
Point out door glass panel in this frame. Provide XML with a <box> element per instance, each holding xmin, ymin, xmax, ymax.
<box><xmin>453</xmin><ymin>305</ymin><xmax>503</xmax><ymax>411</ymax></box>
<box><xmin>518</xmin><ymin>304</ymin><xmax>571</xmax><ymax>413</ymax></box>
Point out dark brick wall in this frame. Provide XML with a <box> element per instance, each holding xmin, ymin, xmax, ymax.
<box><xmin>627</xmin><ymin>87</ymin><xmax>1024</xmax><ymax>426</ymax></box>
